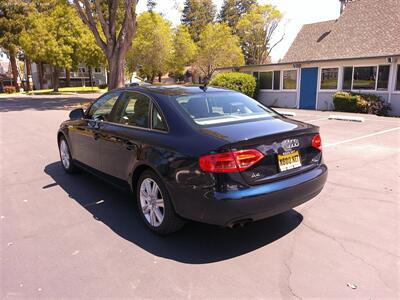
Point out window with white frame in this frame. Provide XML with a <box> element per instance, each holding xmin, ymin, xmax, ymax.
<box><xmin>320</xmin><ymin>68</ymin><xmax>338</xmax><ymax>90</ymax></box>
<box><xmin>396</xmin><ymin>65</ymin><xmax>400</xmax><ymax>91</ymax></box>
<box><xmin>94</xmin><ymin>67</ymin><xmax>101</xmax><ymax>73</ymax></box>
<box><xmin>78</xmin><ymin>67</ymin><xmax>86</xmax><ymax>73</ymax></box>
<box><xmin>283</xmin><ymin>70</ymin><xmax>297</xmax><ymax>90</ymax></box>
<box><xmin>341</xmin><ymin>65</ymin><xmax>390</xmax><ymax>91</ymax></box>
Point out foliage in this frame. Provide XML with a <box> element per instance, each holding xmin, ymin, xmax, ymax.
<box><xmin>210</xmin><ymin>72</ymin><xmax>256</xmax><ymax>97</ymax></box>
<box><xmin>218</xmin><ymin>0</ymin><xmax>256</xmax><ymax>30</ymax></box>
<box><xmin>236</xmin><ymin>4</ymin><xmax>283</xmax><ymax>65</ymax></box>
<box><xmin>127</xmin><ymin>12</ymin><xmax>173</xmax><ymax>82</ymax></box>
<box><xmin>3</xmin><ymin>86</ymin><xmax>16</xmax><ymax>94</ymax></box>
<box><xmin>333</xmin><ymin>92</ymin><xmax>391</xmax><ymax>116</ymax></box>
<box><xmin>194</xmin><ymin>23</ymin><xmax>244</xmax><ymax>79</ymax></box>
<box><xmin>181</xmin><ymin>0</ymin><xmax>216</xmax><ymax>42</ymax></box>
<box><xmin>169</xmin><ymin>25</ymin><xmax>197</xmax><ymax>78</ymax></box>
<box><xmin>73</xmin><ymin>0</ymin><xmax>138</xmax><ymax>89</ymax></box>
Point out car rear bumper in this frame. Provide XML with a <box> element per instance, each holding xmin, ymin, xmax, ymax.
<box><xmin>173</xmin><ymin>164</ymin><xmax>328</xmax><ymax>226</ymax></box>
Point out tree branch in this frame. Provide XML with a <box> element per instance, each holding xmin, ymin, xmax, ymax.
<box><xmin>95</xmin><ymin>0</ymin><xmax>110</xmax><ymax>42</ymax></box>
<box><xmin>109</xmin><ymin>0</ymin><xmax>119</xmax><ymax>41</ymax></box>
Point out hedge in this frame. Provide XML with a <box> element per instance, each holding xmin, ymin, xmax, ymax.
<box><xmin>210</xmin><ymin>72</ymin><xmax>256</xmax><ymax>97</ymax></box>
<box><xmin>3</xmin><ymin>86</ymin><xmax>16</xmax><ymax>94</ymax></box>
<box><xmin>333</xmin><ymin>91</ymin><xmax>390</xmax><ymax>116</ymax></box>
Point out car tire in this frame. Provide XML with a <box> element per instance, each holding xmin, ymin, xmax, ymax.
<box><xmin>137</xmin><ymin>170</ymin><xmax>184</xmax><ymax>235</ymax></box>
<box><xmin>58</xmin><ymin>136</ymin><xmax>79</xmax><ymax>173</ymax></box>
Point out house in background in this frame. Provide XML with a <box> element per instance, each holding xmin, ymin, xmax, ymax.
<box><xmin>219</xmin><ymin>0</ymin><xmax>400</xmax><ymax>116</ymax></box>
<box><xmin>30</xmin><ymin>63</ymin><xmax>107</xmax><ymax>90</ymax></box>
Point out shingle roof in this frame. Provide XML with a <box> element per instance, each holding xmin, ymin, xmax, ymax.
<box><xmin>282</xmin><ymin>0</ymin><xmax>400</xmax><ymax>63</ymax></box>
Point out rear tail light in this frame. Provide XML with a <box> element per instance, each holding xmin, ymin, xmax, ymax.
<box><xmin>199</xmin><ymin>149</ymin><xmax>264</xmax><ymax>173</ymax></box>
<box><xmin>312</xmin><ymin>134</ymin><xmax>322</xmax><ymax>151</ymax></box>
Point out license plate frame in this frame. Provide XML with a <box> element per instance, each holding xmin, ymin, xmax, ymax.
<box><xmin>278</xmin><ymin>150</ymin><xmax>302</xmax><ymax>172</ymax></box>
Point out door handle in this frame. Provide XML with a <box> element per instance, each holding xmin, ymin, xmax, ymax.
<box><xmin>126</xmin><ymin>141</ymin><xmax>135</xmax><ymax>151</ymax></box>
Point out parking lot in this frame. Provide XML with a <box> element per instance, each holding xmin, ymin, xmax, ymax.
<box><xmin>1</xmin><ymin>94</ymin><xmax>399</xmax><ymax>299</ymax></box>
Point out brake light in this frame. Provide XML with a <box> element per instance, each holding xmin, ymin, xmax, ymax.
<box><xmin>312</xmin><ymin>134</ymin><xmax>322</xmax><ymax>151</ymax></box>
<box><xmin>199</xmin><ymin>149</ymin><xmax>264</xmax><ymax>173</ymax></box>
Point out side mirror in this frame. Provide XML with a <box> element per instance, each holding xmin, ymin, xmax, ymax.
<box><xmin>69</xmin><ymin>108</ymin><xmax>85</xmax><ymax>120</ymax></box>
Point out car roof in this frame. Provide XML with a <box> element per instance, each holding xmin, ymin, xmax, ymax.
<box><xmin>113</xmin><ymin>85</ymin><xmax>233</xmax><ymax>96</ymax></box>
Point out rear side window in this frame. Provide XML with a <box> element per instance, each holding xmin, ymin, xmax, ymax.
<box><xmin>175</xmin><ymin>92</ymin><xmax>276</xmax><ymax>126</ymax></box>
<box><xmin>117</xmin><ymin>92</ymin><xmax>150</xmax><ymax>128</ymax></box>
<box><xmin>152</xmin><ymin>106</ymin><xmax>167</xmax><ymax>131</ymax></box>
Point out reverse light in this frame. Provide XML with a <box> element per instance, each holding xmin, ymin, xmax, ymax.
<box><xmin>199</xmin><ymin>149</ymin><xmax>264</xmax><ymax>173</ymax></box>
<box><xmin>312</xmin><ymin>134</ymin><xmax>322</xmax><ymax>151</ymax></box>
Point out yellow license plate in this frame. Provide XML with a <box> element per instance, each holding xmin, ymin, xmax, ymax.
<box><xmin>278</xmin><ymin>151</ymin><xmax>302</xmax><ymax>172</ymax></box>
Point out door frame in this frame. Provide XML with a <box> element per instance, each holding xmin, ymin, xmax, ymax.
<box><xmin>299</xmin><ymin>67</ymin><xmax>319</xmax><ymax>110</ymax></box>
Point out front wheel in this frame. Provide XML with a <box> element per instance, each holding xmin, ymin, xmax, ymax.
<box><xmin>137</xmin><ymin>170</ymin><xmax>184</xmax><ymax>235</ymax></box>
<box><xmin>58</xmin><ymin>136</ymin><xmax>79</xmax><ymax>173</ymax></box>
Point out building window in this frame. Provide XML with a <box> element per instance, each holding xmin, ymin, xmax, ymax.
<box><xmin>259</xmin><ymin>71</ymin><xmax>273</xmax><ymax>89</ymax></box>
<box><xmin>273</xmin><ymin>71</ymin><xmax>281</xmax><ymax>90</ymax></box>
<box><xmin>320</xmin><ymin>68</ymin><xmax>339</xmax><ymax>90</ymax></box>
<box><xmin>94</xmin><ymin>67</ymin><xmax>101</xmax><ymax>73</ymax></box>
<box><xmin>396</xmin><ymin>65</ymin><xmax>400</xmax><ymax>91</ymax></box>
<box><xmin>78</xmin><ymin>67</ymin><xmax>86</xmax><ymax>73</ymax></box>
<box><xmin>283</xmin><ymin>70</ymin><xmax>297</xmax><ymax>90</ymax></box>
<box><xmin>377</xmin><ymin>65</ymin><xmax>390</xmax><ymax>90</ymax></box>
<box><xmin>353</xmin><ymin>66</ymin><xmax>377</xmax><ymax>90</ymax></box>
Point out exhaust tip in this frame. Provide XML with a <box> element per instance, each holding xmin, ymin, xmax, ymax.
<box><xmin>228</xmin><ymin>218</ymin><xmax>253</xmax><ymax>229</ymax></box>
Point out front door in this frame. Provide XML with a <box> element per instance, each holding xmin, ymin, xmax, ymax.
<box><xmin>69</xmin><ymin>91</ymin><xmax>121</xmax><ymax>169</ymax></box>
<box><xmin>299</xmin><ymin>67</ymin><xmax>318</xmax><ymax>109</ymax></box>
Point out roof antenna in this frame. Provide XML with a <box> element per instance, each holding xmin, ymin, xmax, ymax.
<box><xmin>199</xmin><ymin>75</ymin><xmax>211</xmax><ymax>92</ymax></box>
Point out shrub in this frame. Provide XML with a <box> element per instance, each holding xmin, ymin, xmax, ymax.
<box><xmin>98</xmin><ymin>83</ymin><xmax>108</xmax><ymax>89</ymax></box>
<box><xmin>333</xmin><ymin>91</ymin><xmax>390</xmax><ymax>116</ymax></box>
<box><xmin>333</xmin><ymin>92</ymin><xmax>361</xmax><ymax>113</ymax></box>
<box><xmin>210</xmin><ymin>72</ymin><xmax>256</xmax><ymax>97</ymax></box>
<box><xmin>3</xmin><ymin>86</ymin><xmax>16</xmax><ymax>94</ymax></box>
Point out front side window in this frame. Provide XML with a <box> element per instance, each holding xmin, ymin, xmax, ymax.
<box><xmin>175</xmin><ymin>92</ymin><xmax>277</xmax><ymax>126</ymax></box>
<box><xmin>320</xmin><ymin>68</ymin><xmax>338</xmax><ymax>90</ymax></box>
<box><xmin>397</xmin><ymin>65</ymin><xmax>400</xmax><ymax>91</ymax></box>
<box><xmin>342</xmin><ymin>67</ymin><xmax>353</xmax><ymax>90</ymax></box>
<box><xmin>377</xmin><ymin>65</ymin><xmax>390</xmax><ymax>90</ymax></box>
<box><xmin>353</xmin><ymin>66</ymin><xmax>377</xmax><ymax>90</ymax></box>
<box><xmin>283</xmin><ymin>70</ymin><xmax>297</xmax><ymax>90</ymax></box>
<box><xmin>117</xmin><ymin>92</ymin><xmax>150</xmax><ymax>128</ymax></box>
<box><xmin>87</xmin><ymin>92</ymin><xmax>120</xmax><ymax>121</ymax></box>
<box><xmin>259</xmin><ymin>72</ymin><xmax>273</xmax><ymax>89</ymax></box>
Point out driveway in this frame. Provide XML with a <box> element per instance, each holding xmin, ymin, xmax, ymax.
<box><xmin>1</xmin><ymin>95</ymin><xmax>399</xmax><ymax>298</ymax></box>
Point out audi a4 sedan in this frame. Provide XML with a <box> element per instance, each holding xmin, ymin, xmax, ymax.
<box><xmin>58</xmin><ymin>85</ymin><xmax>328</xmax><ymax>234</ymax></box>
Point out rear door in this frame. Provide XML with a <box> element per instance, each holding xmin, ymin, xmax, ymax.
<box><xmin>68</xmin><ymin>92</ymin><xmax>121</xmax><ymax>169</ymax></box>
<box><xmin>98</xmin><ymin>91</ymin><xmax>152</xmax><ymax>180</ymax></box>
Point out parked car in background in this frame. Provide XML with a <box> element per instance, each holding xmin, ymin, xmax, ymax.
<box><xmin>57</xmin><ymin>86</ymin><xmax>328</xmax><ymax>234</ymax></box>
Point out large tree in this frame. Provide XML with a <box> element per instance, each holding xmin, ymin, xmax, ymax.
<box><xmin>194</xmin><ymin>23</ymin><xmax>244</xmax><ymax>79</ymax></box>
<box><xmin>181</xmin><ymin>0</ymin><xmax>216</xmax><ymax>42</ymax></box>
<box><xmin>20</xmin><ymin>3</ymin><xmax>96</xmax><ymax>91</ymax></box>
<box><xmin>0</xmin><ymin>0</ymin><xmax>28</xmax><ymax>90</ymax></box>
<box><xmin>126</xmin><ymin>12</ymin><xmax>173</xmax><ymax>82</ymax></box>
<box><xmin>73</xmin><ymin>0</ymin><xmax>138</xmax><ymax>89</ymax></box>
<box><xmin>218</xmin><ymin>0</ymin><xmax>256</xmax><ymax>30</ymax></box>
<box><xmin>236</xmin><ymin>4</ymin><xmax>283</xmax><ymax>65</ymax></box>
<box><xmin>169</xmin><ymin>25</ymin><xmax>197</xmax><ymax>79</ymax></box>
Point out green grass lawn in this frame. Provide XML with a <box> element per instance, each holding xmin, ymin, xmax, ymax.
<box><xmin>25</xmin><ymin>86</ymin><xmax>107</xmax><ymax>95</ymax></box>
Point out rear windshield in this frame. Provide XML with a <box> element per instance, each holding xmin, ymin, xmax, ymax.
<box><xmin>174</xmin><ymin>92</ymin><xmax>277</xmax><ymax>125</ymax></box>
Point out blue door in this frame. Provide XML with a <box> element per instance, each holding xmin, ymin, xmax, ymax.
<box><xmin>299</xmin><ymin>68</ymin><xmax>318</xmax><ymax>109</ymax></box>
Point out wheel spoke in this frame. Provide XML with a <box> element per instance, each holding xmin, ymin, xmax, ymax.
<box><xmin>153</xmin><ymin>207</ymin><xmax>163</xmax><ymax>223</ymax></box>
<box><xmin>151</xmin><ymin>182</ymin><xmax>158</xmax><ymax>197</ymax></box>
<box><xmin>155</xmin><ymin>198</ymin><xmax>164</xmax><ymax>208</ymax></box>
<box><xmin>149</xmin><ymin>209</ymin><xmax>155</xmax><ymax>226</ymax></box>
<box><xmin>142</xmin><ymin>204</ymin><xmax>151</xmax><ymax>214</ymax></box>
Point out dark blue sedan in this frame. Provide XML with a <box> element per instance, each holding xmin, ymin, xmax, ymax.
<box><xmin>58</xmin><ymin>85</ymin><xmax>327</xmax><ymax>234</ymax></box>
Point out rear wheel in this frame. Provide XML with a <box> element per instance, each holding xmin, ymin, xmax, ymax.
<box><xmin>137</xmin><ymin>170</ymin><xmax>184</xmax><ymax>235</ymax></box>
<box><xmin>58</xmin><ymin>136</ymin><xmax>79</xmax><ymax>173</ymax></box>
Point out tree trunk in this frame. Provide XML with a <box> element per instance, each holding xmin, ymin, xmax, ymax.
<box><xmin>52</xmin><ymin>66</ymin><xmax>60</xmax><ymax>92</ymax></box>
<box><xmin>158</xmin><ymin>74</ymin><xmax>162</xmax><ymax>83</ymax></box>
<box><xmin>26</xmin><ymin>57</ymin><xmax>32</xmax><ymax>91</ymax></box>
<box><xmin>65</xmin><ymin>68</ymin><xmax>70</xmax><ymax>87</ymax></box>
<box><xmin>88</xmin><ymin>66</ymin><xmax>93</xmax><ymax>89</ymax></box>
<box><xmin>108</xmin><ymin>54</ymin><xmax>125</xmax><ymax>90</ymax></box>
<box><xmin>38</xmin><ymin>62</ymin><xmax>44</xmax><ymax>90</ymax></box>
<box><xmin>9</xmin><ymin>48</ymin><xmax>19</xmax><ymax>90</ymax></box>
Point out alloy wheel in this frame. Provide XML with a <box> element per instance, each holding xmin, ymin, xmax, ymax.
<box><xmin>139</xmin><ymin>178</ymin><xmax>165</xmax><ymax>227</ymax></box>
<box><xmin>60</xmin><ymin>139</ymin><xmax>70</xmax><ymax>169</ymax></box>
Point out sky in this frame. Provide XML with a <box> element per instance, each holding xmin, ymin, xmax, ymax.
<box><xmin>136</xmin><ymin>0</ymin><xmax>341</xmax><ymax>62</ymax></box>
